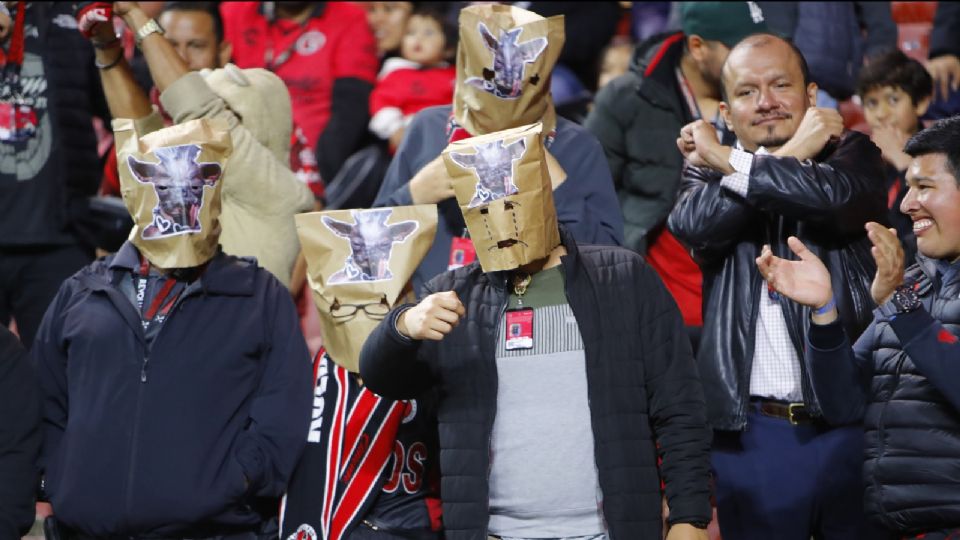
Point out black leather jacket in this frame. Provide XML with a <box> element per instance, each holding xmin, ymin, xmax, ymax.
<box><xmin>668</xmin><ymin>131</ymin><xmax>887</xmax><ymax>430</ymax></box>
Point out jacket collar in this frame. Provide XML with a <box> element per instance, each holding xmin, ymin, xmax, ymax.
<box><xmin>479</xmin><ymin>225</ymin><xmax>580</xmax><ymax>292</ymax></box>
<box><xmin>634</xmin><ymin>32</ymin><xmax>686</xmax><ymax>110</ymax></box>
<box><xmin>106</xmin><ymin>241</ymin><xmax>255</xmax><ymax>297</ymax></box>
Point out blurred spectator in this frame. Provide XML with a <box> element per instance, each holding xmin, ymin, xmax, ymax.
<box><xmin>223</xmin><ymin>2</ymin><xmax>379</xmax><ymax>197</ymax></box>
<box><xmin>670</xmin><ymin>33</ymin><xmax>887</xmax><ymax>540</ymax></box>
<box><xmin>363</xmin><ymin>1</ymin><xmax>414</xmax><ymax>59</ymax></box>
<box><xmin>596</xmin><ymin>39</ymin><xmax>632</xmax><ymax>90</ymax></box>
<box><xmin>924</xmin><ymin>2</ymin><xmax>960</xmax><ymax>118</ymax></box>
<box><xmin>585</xmin><ymin>2</ymin><xmax>766</xmax><ymax>342</ymax></box>
<box><xmin>0</xmin><ymin>2</ymin><xmax>108</xmax><ymax>348</ymax></box>
<box><xmin>857</xmin><ymin>49</ymin><xmax>933</xmax><ymax>266</ymax></box>
<box><xmin>759</xmin><ymin>1</ymin><xmax>896</xmax><ymax>106</ymax></box>
<box><xmin>100</xmin><ymin>1</ymin><xmax>230</xmax><ymax>198</ymax></box>
<box><xmin>631</xmin><ymin>1</ymin><xmax>671</xmax><ymax>42</ymax></box>
<box><xmin>369</xmin><ymin>3</ymin><xmax>456</xmax><ymax>152</ymax></box>
<box><xmin>89</xmin><ymin>2</ymin><xmax>315</xmax><ymax>289</ymax></box>
<box><xmin>0</xmin><ymin>325</ymin><xmax>40</xmax><ymax>539</ymax></box>
<box><xmin>374</xmin><ymin>3</ymin><xmax>624</xmax><ymax>294</ymax></box>
<box><xmin>525</xmin><ymin>2</ymin><xmax>621</xmax><ymax>93</ymax></box>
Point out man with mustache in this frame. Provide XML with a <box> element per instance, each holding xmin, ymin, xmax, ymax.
<box><xmin>668</xmin><ymin>33</ymin><xmax>888</xmax><ymax>539</ymax></box>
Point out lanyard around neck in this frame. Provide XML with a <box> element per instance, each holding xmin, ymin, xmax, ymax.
<box><xmin>135</xmin><ymin>256</ymin><xmax>182</xmax><ymax>328</ymax></box>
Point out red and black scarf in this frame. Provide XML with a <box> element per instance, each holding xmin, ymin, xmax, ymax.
<box><xmin>281</xmin><ymin>350</ymin><xmax>406</xmax><ymax>540</ymax></box>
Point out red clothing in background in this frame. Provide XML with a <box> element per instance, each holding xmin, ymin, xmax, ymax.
<box><xmin>645</xmin><ymin>229</ymin><xmax>703</xmax><ymax>327</ymax></box>
<box><xmin>370</xmin><ymin>60</ymin><xmax>455</xmax><ymax>119</ymax></box>
<box><xmin>222</xmin><ymin>2</ymin><xmax>377</xmax><ymax>197</ymax></box>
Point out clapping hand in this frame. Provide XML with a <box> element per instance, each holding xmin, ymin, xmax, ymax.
<box><xmin>756</xmin><ymin>236</ymin><xmax>834</xmax><ymax>315</ymax></box>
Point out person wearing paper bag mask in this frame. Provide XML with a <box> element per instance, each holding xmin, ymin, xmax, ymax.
<box><xmin>282</xmin><ymin>205</ymin><xmax>442</xmax><ymax>540</ymax></box>
<box><xmin>78</xmin><ymin>1</ymin><xmax>316</xmax><ymax>290</ymax></box>
<box><xmin>374</xmin><ymin>3</ymin><xmax>624</xmax><ymax>295</ymax></box>
<box><xmin>31</xmin><ymin>118</ymin><xmax>314</xmax><ymax>539</ymax></box>
<box><xmin>361</xmin><ymin>125</ymin><xmax>712</xmax><ymax>540</ymax></box>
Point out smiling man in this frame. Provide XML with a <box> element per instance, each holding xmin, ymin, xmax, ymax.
<box><xmin>759</xmin><ymin>115</ymin><xmax>960</xmax><ymax>539</ymax></box>
<box><xmin>667</xmin><ymin>33</ymin><xmax>888</xmax><ymax>539</ymax></box>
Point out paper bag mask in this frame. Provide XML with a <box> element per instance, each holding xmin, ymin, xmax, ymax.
<box><xmin>296</xmin><ymin>206</ymin><xmax>438</xmax><ymax>372</ymax></box>
<box><xmin>454</xmin><ymin>4</ymin><xmax>564</xmax><ymax>136</ymax></box>
<box><xmin>442</xmin><ymin>122</ymin><xmax>560</xmax><ymax>272</ymax></box>
<box><xmin>113</xmin><ymin>117</ymin><xmax>232</xmax><ymax>269</ymax></box>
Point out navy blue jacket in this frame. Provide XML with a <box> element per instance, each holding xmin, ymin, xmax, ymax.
<box><xmin>0</xmin><ymin>326</ymin><xmax>41</xmax><ymax>538</ymax></box>
<box><xmin>807</xmin><ymin>258</ymin><xmax>960</xmax><ymax>533</ymax></box>
<box><xmin>32</xmin><ymin>243</ymin><xmax>313</xmax><ymax>537</ymax></box>
<box><xmin>374</xmin><ymin>105</ymin><xmax>625</xmax><ymax>294</ymax></box>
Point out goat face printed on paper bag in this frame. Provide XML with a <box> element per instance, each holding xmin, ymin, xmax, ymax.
<box><xmin>322</xmin><ymin>209</ymin><xmax>419</xmax><ymax>283</ymax></box>
<box><xmin>465</xmin><ymin>23</ymin><xmax>547</xmax><ymax>99</ymax></box>
<box><xmin>449</xmin><ymin>138</ymin><xmax>526</xmax><ymax>207</ymax></box>
<box><xmin>127</xmin><ymin>144</ymin><xmax>223</xmax><ymax>239</ymax></box>
<box><xmin>296</xmin><ymin>205</ymin><xmax>437</xmax><ymax>372</ymax></box>
<box><xmin>443</xmin><ymin>122</ymin><xmax>560</xmax><ymax>272</ymax></box>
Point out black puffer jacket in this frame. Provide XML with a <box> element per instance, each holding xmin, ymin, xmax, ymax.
<box><xmin>584</xmin><ymin>32</ymin><xmax>688</xmax><ymax>252</ymax></box>
<box><xmin>809</xmin><ymin>258</ymin><xmax>960</xmax><ymax>534</ymax></box>
<box><xmin>360</xmin><ymin>228</ymin><xmax>712</xmax><ymax>540</ymax></box>
<box><xmin>667</xmin><ymin>131</ymin><xmax>887</xmax><ymax>430</ymax></box>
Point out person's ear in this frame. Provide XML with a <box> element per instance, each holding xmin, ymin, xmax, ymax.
<box><xmin>686</xmin><ymin>35</ymin><xmax>705</xmax><ymax>62</ymax></box>
<box><xmin>720</xmin><ymin>101</ymin><xmax>733</xmax><ymax>130</ymax></box>
<box><xmin>218</xmin><ymin>40</ymin><xmax>233</xmax><ymax>68</ymax></box>
<box><xmin>806</xmin><ymin>82</ymin><xmax>819</xmax><ymax>107</ymax></box>
<box><xmin>915</xmin><ymin>95</ymin><xmax>932</xmax><ymax>117</ymax></box>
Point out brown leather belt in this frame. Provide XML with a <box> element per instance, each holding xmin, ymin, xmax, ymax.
<box><xmin>752</xmin><ymin>399</ymin><xmax>820</xmax><ymax>425</ymax></box>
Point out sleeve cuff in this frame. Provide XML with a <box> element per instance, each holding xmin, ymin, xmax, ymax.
<box><xmin>719</xmin><ymin>148</ymin><xmax>753</xmax><ymax>196</ymax></box>
<box><xmin>808</xmin><ymin>319</ymin><xmax>848</xmax><ymax>350</ymax></box>
<box><xmin>133</xmin><ymin>110</ymin><xmax>165</xmax><ymax>135</ymax></box>
<box><xmin>390</xmin><ymin>305</ymin><xmax>416</xmax><ymax>344</ymax></box>
<box><xmin>888</xmin><ymin>307</ymin><xmax>934</xmax><ymax>342</ymax></box>
<box><xmin>159</xmin><ymin>71</ymin><xmax>222</xmax><ymax>124</ymax></box>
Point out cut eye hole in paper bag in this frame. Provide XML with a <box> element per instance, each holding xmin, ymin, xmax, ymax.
<box><xmin>113</xmin><ymin>117</ymin><xmax>232</xmax><ymax>269</ymax></box>
<box><xmin>442</xmin><ymin>122</ymin><xmax>560</xmax><ymax>272</ymax></box>
<box><xmin>296</xmin><ymin>205</ymin><xmax>438</xmax><ymax>372</ymax></box>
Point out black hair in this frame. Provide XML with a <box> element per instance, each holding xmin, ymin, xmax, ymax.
<box><xmin>856</xmin><ymin>49</ymin><xmax>933</xmax><ymax>106</ymax></box>
<box><xmin>720</xmin><ymin>33</ymin><xmax>811</xmax><ymax>102</ymax></box>
<box><xmin>162</xmin><ymin>2</ymin><xmax>224</xmax><ymax>44</ymax></box>
<box><xmin>904</xmin><ymin>116</ymin><xmax>960</xmax><ymax>186</ymax></box>
<box><xmin>409</xmin><ymin>3</ymin><xmax>457</xmax><ymax>57</ymax></box>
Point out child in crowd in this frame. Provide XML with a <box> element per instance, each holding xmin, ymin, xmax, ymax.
<box><xmin>857</xmin><ymin>49</ymin><xmax>934</xmax><ymax>265</ymax></box>
<box><xmin>369</xmin><ymin>4</ymin><xmax>456</xmax><ymax>152</ymax></box>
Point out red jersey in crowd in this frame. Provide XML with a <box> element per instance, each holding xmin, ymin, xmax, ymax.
<box><xmin>369</xmin><ymin>58</ymin><xmax>455</xmax><ymax>142</ymax></box>
<box><xmin>222</xmin><ymin>2</ymin><xmax>378</xmax><ymax>195</ymax></box>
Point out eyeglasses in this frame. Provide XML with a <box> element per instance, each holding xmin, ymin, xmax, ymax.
<box><xmin>330</xmin><ymin>294</ymin><xmax>391</xmax><ymax>319</ymax></box>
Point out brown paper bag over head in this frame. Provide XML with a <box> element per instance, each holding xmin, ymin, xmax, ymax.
<box><xmin>296</xmin><ymin>206</ymin><xmax>438</xmax><ymax>372</ymax></box>
<box><xmin>453</xmin><ymin>4</ymin><xmax>564</xmax><ymax>136</ymax></box>
<box><xmin>113</xmin><ymin>117</ymin><xmax>233</xmax><ymax>269</ymax></box>
<box><xmin>442</xmin><ymin>122</ymin><xmax>560</xmax><ymax>273</ymax></box>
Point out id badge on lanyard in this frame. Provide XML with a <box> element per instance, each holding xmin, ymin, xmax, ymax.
<box><xmin>448</xmin><ymin>232</ymin><xmax>477</xmax><ymax>270</ymax></box>
<box><xmin>0</xmin><ymin>2</ymin><xmax>36</xmax><ymax>144</ymax></box>
<box><xmin>504</xmin><ymin>308</ymin><xmax>534</xmax><ymax>350</ymax></box>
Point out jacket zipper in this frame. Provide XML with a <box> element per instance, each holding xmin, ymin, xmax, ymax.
<box><xmin>124</xmin><ymin>294</ymin><xmax>190</xmax><ymax>525</ymax></box>
<box><xmin>873</xmin><ymin>353</ymin><xmax>906</xmax><ymax>526</ymax></box>
<box><xmin>485</xmin><ymin>287</ymin><xmax>509</xmax><ymax>526</ymax></box>
<box><xmin>562</xmin><ymin>265</ymin><xmax>611</xmax><ymax>536</ymax></box>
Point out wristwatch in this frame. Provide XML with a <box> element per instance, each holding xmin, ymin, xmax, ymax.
<box><xmin>134</xmin><ymin>18</ymin><xmax>164</xmax><ymax>47</ymax></box>
<box><xmin>879</xmin><ymin>281</ymin><xmax>922</xmax><ymax>318</ymax></box>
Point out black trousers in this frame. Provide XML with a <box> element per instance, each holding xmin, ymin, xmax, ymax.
<box><xmin>0</xmin><ymin>243</ymin><xmax>90</xmax><ymax>348</ymax></box>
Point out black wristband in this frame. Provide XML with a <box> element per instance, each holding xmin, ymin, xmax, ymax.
<box><xmin>95</xmin><ymin>49</ymin><xmax>124</xmax><ymax>70</ymax></box>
